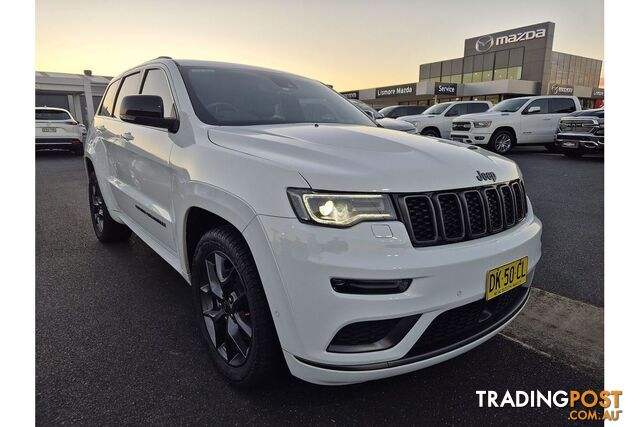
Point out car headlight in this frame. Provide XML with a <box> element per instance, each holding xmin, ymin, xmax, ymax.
<box><xmin>287</xmin><ymin>189</ymin><xmax>397</xmax><ymax>227</ymax></box>
<box><xmin>473</xmin><ymin>121</ymin><xmax>492</xmax><ymax>128</ymax></box>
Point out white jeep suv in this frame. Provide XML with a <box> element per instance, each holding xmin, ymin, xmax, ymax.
<box><xmin>450</xmin><ymin>96</ymin><xmax>581</xmax><ymax>153</ymax></box>
<box><xmin>86</xmin><ymin>58</ymin><xmax>542</xmax><ymax>386</ymax></box>
<box><xmin>36</xmin><ymin>107</ymin><xmax>85</xmax><ymax>155</ymax></box>
<box><xmin>398</xmin><ymin>101</ymin><xmax>492</xmax><ymax>139</ymax></box>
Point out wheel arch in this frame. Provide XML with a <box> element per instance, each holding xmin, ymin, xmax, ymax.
<box><xmin>421</xmin><ymin>126</ymin><xmax>441</xmax><ymax>137</ymax></box>
<box><xmin>178</xmin><ymin>182</ymin><xmax>258</xmax><ymax>279</ymax></box>
<box><xmin>492</xmin><ymin>126</ymin><xmax>518</xmax><ymax>144</ymax></box>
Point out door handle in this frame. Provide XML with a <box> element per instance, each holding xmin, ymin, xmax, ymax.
<box><xmin>122</xmin><ymin>132</ymin><xmax>134</xmax><ymax>141</ymax></box>
<box><xmin>543</xmin><ymin>118</ymin><xmax>552</xmax><ymax>121</ymax></box>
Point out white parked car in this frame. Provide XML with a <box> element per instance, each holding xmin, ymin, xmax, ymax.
<box><xmin>450</xmin><ymin>95</ymin><xmax>581</xmax><ymax>153</ymax></box>
<box><xmin>35</xmin><ymin>107</ymin><xmax>84</xmax><ymax>155</ymax></box>
<box><xmin>349</xmin><ymin>99</ymin><xmax>417</xmax><ymax>133</ymax></box>
<box><xmin>399</xmin><ymin>101</ymin><xmax>492</xmax><ymax>139</ymax></box>
<box><xmin>86</xmin><ymin>58</ymin><xmax>542</xmax><ymax>386</ymax></box>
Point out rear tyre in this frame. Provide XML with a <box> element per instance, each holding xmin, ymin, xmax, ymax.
<box><xmin>88</xmin><ymin>172</ymin><xmax>132</xmax><ymax>243</ymax></box>
<box><xmin>489</xmin><ymin>130</ymin><xmax>515</xmax><ymax>154</ymax></box>
<box><xmin>421</xmin><ymin>128</ymin><xmax>440</xmax><ymax>138</ymax></box>
<box><xmin>192</xmin><ymin>225</ymin><xmax>281</xmax><ymax>387</ymax></box>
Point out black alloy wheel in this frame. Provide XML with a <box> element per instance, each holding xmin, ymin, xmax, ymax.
<box><xmin>199</xmin><ymin>250</ymin><xmax>253</xmax><ymax>366</ymax></box>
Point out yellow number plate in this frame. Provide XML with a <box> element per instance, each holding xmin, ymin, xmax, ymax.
<box><xmin>485</xmin><ymin>257</ymin><xmax>528</xmax><ymax>300</ymax></box>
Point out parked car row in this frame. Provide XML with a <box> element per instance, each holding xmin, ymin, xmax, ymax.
<box><xmin>360</xmin><ymin>95</ymin><xmax>603</xmax><ymax>156</ymax></box>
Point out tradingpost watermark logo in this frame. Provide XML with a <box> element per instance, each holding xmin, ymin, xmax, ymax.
<box><xmin>476</xmin><ymin>390</ymin><xmax>623</xmax><ymax>421</ymax></box>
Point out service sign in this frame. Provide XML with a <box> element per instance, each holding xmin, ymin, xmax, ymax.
<box><xmin>592</xmin><ymin>88</ymin><xmax>605</xmax><ymax>99</ymax></box>
<box><xmin>375</xmin><ymin>83</ymin><xmax>416</xmax><ymax>98</ymax></box>
<box><xmin>341</xmin><ymin>91</ymin><xmax>359</xmax><ymax>100</ymax></box>
<box><xmin>435</xmin><ymin>82</ymin><xmax>458</xmax><ymax>96</ymax></box>
<box><xmin>549</xmin><ymin>83</ymin><xmax>574</xmax><ymax>95</ymax></box>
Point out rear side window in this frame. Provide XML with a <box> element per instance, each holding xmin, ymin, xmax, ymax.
<box><xmin>141</xmin><ymin>69</ymin><xmax>176</xmax><ymax>119</ymax></box>
<box><xmin>407</xmin><ymin>106</ymin><xmax>426</xmax><ymax>115</ymax></box>
<box><xmin>550</xmin><ymin>98</ymin><xmax>577</xmax><ymax>114</ymax></box>
<box><xmin>36</xmin><ymin>109</ymin><xmax>71</xmax><ymax>120</ymax></box>
<box><xmin>445</xmin><ymin>104</ymin><xmax>467</xmax><ymax>117</ymax></box>
<box><xmin>523</xmin><ymin>99</ymin><xmax>549</xmax><ymax>114</ymax></box>
<box><xmin>98</xmin><ymin>81</ymin><xmax>119</xmax><ymax>117</ymax></box>
<box><xmin>113</xmin><ymin>73</ymin><xmax>141</xmax><ymax>118</ymax></box>
<box><xmin>467</xmin><ymin>103</ymin><xmax>490</xmax><ymax>113</ymax></box>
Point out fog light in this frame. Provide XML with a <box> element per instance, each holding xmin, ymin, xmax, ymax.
<box><xmin>330</xmin><ymin>278</ymin><xmax>412</xmax><ymax>294</ymax></box>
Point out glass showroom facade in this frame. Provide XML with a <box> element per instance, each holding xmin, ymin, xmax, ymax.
<box><xmin>343</xmin><ymin>22</ymin><xmax>604</xmax><ymax>110</ymax></box>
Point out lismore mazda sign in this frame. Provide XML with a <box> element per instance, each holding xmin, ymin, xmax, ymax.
<box><xmin>474</xmin><ymin>27</ymin><xmax>547</xmax><ymax>53</ymax></box>
<box><xmin>376</xmin><ymin>83</ymin><xmax>416</xmax><ymax>98</ymax></box>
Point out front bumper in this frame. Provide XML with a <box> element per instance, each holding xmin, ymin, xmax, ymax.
<box><xmin>450</xmin><ymin>131</ymin><xmax>491</xmax><ymax>145</ymax></box>
<box><xmin>555</xmin><ymin>133</ymin><xmax>604</xmax><ymax>152</ymax></box>
<box><xmin>243</xmin><ymin>204</ymin><xmax>542</xmax><ymax>385</ymax></box>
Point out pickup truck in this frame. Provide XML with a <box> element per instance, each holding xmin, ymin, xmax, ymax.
<box><xmin>450</xmin><ymin>96</ymin><xmax>581</xmax><ymax>153</ymax></box>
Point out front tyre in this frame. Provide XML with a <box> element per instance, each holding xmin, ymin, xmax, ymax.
<box><xmin>489</xmin><ymin>130</ymin><xmax>515</xmax><ymax>154</ymax></box>
<box><xmin>192</xmin><ymin>226</ymin><xmax>281</xmax><ymax>387</ymax></box>
<box><xmin>421</xmin><ymin>128</ymin><xmax>440</xmax><ymax>138</ymax></box>
<box><xmin>88</xmin><ymin>172</ymin><xmax>132</xmax><ymax>242</ymax></box>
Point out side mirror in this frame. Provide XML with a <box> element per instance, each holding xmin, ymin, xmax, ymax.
<box><xmin>119</xmin><ymin>95</ymin><xmax>179</xmax><ymax>132</ymax></box>
<box><xmin>525</xmin><ymin>105</ymin><xmax>541</xmax><ymax>114</ymax></box>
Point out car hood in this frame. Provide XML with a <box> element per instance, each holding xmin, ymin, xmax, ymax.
<box><xmin>455</xmin><ymin>111</ymin><xmax>513</xmax><ymax>121</ymax></box>
<box><xmin>207</xmin><ymin>123</ymin><xmax>520</xmax><ymax>192</ymax></box>
<box><xmin>375</xmin><ymin>117</ymin><xmax>415</xmax><ymax>131</ymax></box>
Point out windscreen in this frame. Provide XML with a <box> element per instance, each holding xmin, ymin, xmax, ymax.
<box><xmin>490</xmin><ymin>98</ymin><xmax>529</xmax><ymax>113</ymax></box>
<box><xmin>36</xmin><ymin>109</ymin><xmax>71</xmax><ymax>121</ymax></box>
<box><xmin>179</xmin><ymin>66</ymin><xmax>374</xmax><ymax>127</ymax></box>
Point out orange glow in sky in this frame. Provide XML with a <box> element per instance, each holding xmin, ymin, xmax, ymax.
<box><xmin>36</xmin><ymin>0</ymin><xmax>603</xmax><ymax>91</ymax></box>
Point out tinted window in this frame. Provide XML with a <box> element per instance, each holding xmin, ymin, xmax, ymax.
<box><xmin>113</xmin><ymin>73</ymin><xmax>141</xmax><ymax>118</ymax></box>
<box><xmin>406</xmin><ymin>106</ymin><xmax>426</xmax><ymax>115</ymax></box>
<box><xmin>98</xmin><ymin>81</ymin><xmax>119</xmax><ymax>117</ymax></box>
<box><xmin>491</xmin><ymin>98</ymin><xmax>529</xmax><ymax>112</ymax></box>
<box><xmin>424</xmin><ymin>103</ymin><xmax>450</xmax><ymax>115</ymax></box>
<box><xmin>467</xmin><ymin>103</ymin><xmax>490</xmax><ymax>113</ymax></box>
<box><xmin>179</xmin><ymin>66</ymin><xmax>373</xmax><ymax>126</ymax></box>
<box><xmin>550</xmin><ymin>98</ymin><xmax>577</xmax><ymax>114</ymax></box>
<box><xmin>523</xmin><ymin>99</ymin><xmax>549</xmax><ymax>114</ymax></box>
<box><xmin>35</xmin><ymin>109</ymin><xmax>71</xmax><ymax>120</ymax></box>
<box><xmin>378</xmin><ymin>106</ymin><xmax>395</xmax><ymax>117</ymax></box>
<box><xmin>445</xmin><ymin>104</ymin><xmax>467</xmax><ymax>117</ymax></box>
<box><xmin>141</xmin><ymin>69</ymin><xmax>176</xmax><ymax>119</ymax></box>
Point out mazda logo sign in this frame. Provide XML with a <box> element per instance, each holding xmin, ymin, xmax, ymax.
<box><xmin>475</xmin><ymin>35</ymin><xmax>494</xmax><ymax>53</ymax></box>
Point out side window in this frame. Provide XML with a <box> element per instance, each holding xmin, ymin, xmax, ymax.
<box><xmin>445</xmin><ymin>104</ymin><xmax>467</xmax><ymax>117</ymax></box>
<box><xmin>523</xmin><ymin>99</ymin><xmax>549</xmax><ymax>115</ymax></box>
<box><xmin>550</xmin><ymin>98</ymin><xmax>577</xmax><ymax>114</ymax></box>
<box><xmin>467</xmin><ymin>103</ymin><xmax>490</xmax><ymax>113</ymax></box>
<box><xmin>98</xmin><ymin>81</ymin><xmax>119</xmax><ymax>117</ymax></box>
<box><xmin>141</xmin><ymin>69</ymin><xmax>177</xmax><ymax>119</ymax></box>
<box><xmin>390</xmin><ymin>107</ymin><xmax>405</xmax><ymax>118</ymax></box>
<box><xmin>408</xmin><ymin>106</ymin><xmax>425</xmax><ymax>115</ymax></box>
<box><xmin>113</xmin><ymin>72</ymin><xmax>141</xmax><ymax>118</ymax></box>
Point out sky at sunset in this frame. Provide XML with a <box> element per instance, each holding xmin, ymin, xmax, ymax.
<box><xmin>36</xmin><ymin>0</ymin><xmax>604</xmax><ymax>91</ymax></box>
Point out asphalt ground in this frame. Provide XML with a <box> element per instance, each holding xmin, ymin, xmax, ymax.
<box><xmin>36</xmin><ymin>147</ymin><xmax>604</xmax><ymax>425</ymax></box>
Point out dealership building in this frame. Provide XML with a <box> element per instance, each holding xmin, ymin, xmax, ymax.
<box><xmin>342</xmin><ymin>22</ymin><xmax>604</xmax><ymax>109</ymax></box>
<box><xmin>35</xmin><ymin>70</ymin><xmax>111</xmax><ymax>125</ymax></box>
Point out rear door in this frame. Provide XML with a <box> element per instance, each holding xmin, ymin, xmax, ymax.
<box><xmin>549</xmin><ymin>98</ymin><xmax>579</xmax><ymax>135</ymax></box>
<box><xmin>520</xmin><ymin>98</ymin><xmax>552</xmax><ymax>143</ymax></box>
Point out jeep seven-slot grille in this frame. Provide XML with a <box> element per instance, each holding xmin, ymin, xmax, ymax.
<box><xmin>397</xmin><ymin>180</ymin><xmax>527</xmax><ymax>247</ymax></box>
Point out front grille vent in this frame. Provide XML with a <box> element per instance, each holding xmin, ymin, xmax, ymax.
<box><xmin>397</xmin><ymin>180</ymin><xmax>527</xmax><ymax>247</ymax></box>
